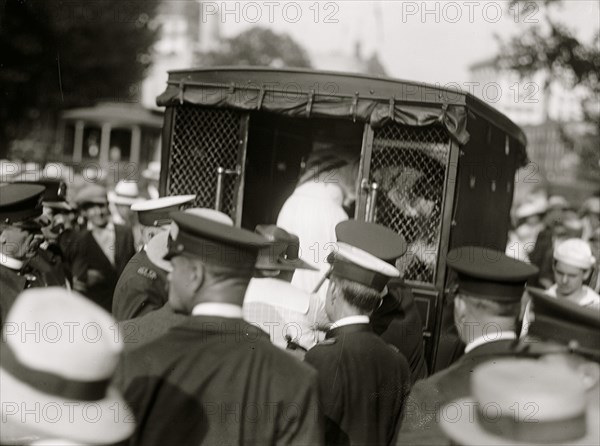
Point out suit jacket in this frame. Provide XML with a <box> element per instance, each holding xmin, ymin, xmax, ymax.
<box><xmin>305</xmin><ymin>323</ymin><xmax>411</xmax><ymax>446</ymax></box>
<box><xmin>113</xmin><ymin>315</ymin><xmax>324</xmax><ymax>446</ymax></box>
<box><xmin>71</xmin><ymin>224</ymin><xmax>135</xmax><ymax>312</ymax></box>
<box><xmin>112</xmin><ymin>249</ymin><xmax>169</xmax><ymax>321</ymax></box>
<box><xmin>396</xmin><ymin>339</ymin><xmax>518</xmax><ymax>445</ymax></box>
<box><xmin>371</xmin><ymin>280</ymin><xmax>428</xmax><ymax>383</ymax></box>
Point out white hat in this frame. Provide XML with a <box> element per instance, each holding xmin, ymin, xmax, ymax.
<box><xmin>515</xmin><ymin>197</ymin><xmax>548</xmax><ymax>220</ymax></box>
<box><xmin>131</xmin><ymin>195</ymin><xmax>196</xmax><ymax>227</ymax></box>
<box><xmin>327</xmin><ymin>242</ymin><xmax>400</xmax><ymax>293</ymax></box>
<box><xmin>554</xmin><ymin>238</ymin><xmax>596</xmax><ymax>270</ymax></box>
<box><xmin>151</xmin><ymin>208</ymin><xmax>234</xmax><ymax>273</ymax></box>
<box><xmin>184</xmin><ymin>207</ymin><xmax>234</xmax><ymax>226</ymax></box>
<box><xmin>142</xmin><ymin>161</ymin><xmax>160</xmax><ymax>182</ymax></box>
<box><xmin>581</xmin><ymin>197</ymin><xmax>600</xmax><ymax>215</ymax></box>
<box><xmin>440</xmin><ymin>358</ymin><xmax>599</xmax><ymax>445</ymax></box>
<box><xmin>548</xmin><ymin>195</ymin><xmax>570</xmax><ymax>210</ymax></box>
<box><xmin>108</xmin><ymin>180</ymin><xmax>142</xmax><ymax>206</ymax></box>
<box><xmin>0</xmin><ymin>288</ymin><xmax>134</xmax><ymax>445</ymax></box>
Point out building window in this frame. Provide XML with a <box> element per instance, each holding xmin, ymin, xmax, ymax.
<box><xmin>83</xmin><ymin>126</ymin><xmax>102</xmax><ymax>160</ymax></box>
<box><xmin>109</xmin><ymin>128</ymin><xmax>132</xmax><ymax>162</ymax></box>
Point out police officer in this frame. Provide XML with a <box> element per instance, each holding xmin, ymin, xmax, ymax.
<box><xmin>0</xmin><ymin>184</ymin><xmax>48</xmax><ymax>326</ymax></box>
<box><xmin>14</xmin><ymin>179</ymin><xmax>74</xmax><ymax>288</ymax></box>
<box><xmin>438</xmin><ymin>290</ymin><xmax>600</xmax><ymax>445</ymax></box>
<box><xmin>335</xmin><ymin>220</ymin><xmax>428</xmax><ymax>383</ymax></box>
<box><xmin>113</xmin><ymin>211</ymin><xmax>323</xmax><ymax>445</ymax></box>
<box><xmin>112</xmin><ymin>195</ymin><xmax>195</xmax><ymax>321</ymax></box>
<box><xmin>305</xmin><ymin>239</ymin><xmax>411</xmax><ymax>446</ymax></box>
<box><xmin>397</xmin><ymin>246</ymin><xmax>538</xmax><ymax>445</ymax></box>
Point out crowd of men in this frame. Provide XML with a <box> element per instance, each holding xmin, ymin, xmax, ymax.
<box><xmin>0</xmin><ymin>162</ymin><xmax>599</xmax><ymax>445</ymax></box>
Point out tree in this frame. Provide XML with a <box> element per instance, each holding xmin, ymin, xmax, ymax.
<box><xmin>497</xmin><ymin>0</ymin><xmax>600</xmax><ymax>182</ymax></box>
<box><xmin>0</xmin><ymin>0</ymin><xmax>160</xmax><ymax>158</ymax></box>
<box><xmin>200</xmin><ymin>27</ymin><xmax>311</xmax><ymax>69</ymax></box>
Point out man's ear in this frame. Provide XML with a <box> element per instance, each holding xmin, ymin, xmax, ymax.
<box><xmin>454</xmin><ymin>295</ymin><xmax>467</xmax><ymax>323</ymax></box>
<box><xmin>190</xmin><ymin>260</ymin><xmax>205</xmax><ymax>293</ymax></box>
<box><xmin>583</xmin><ymin>268</ymin><xmax>592</xmax><ymax>281</ymax></box>
<box><xmin>327</xmin><ymin>280</ymin><xmax>337</xmax><ymax>304</ymax></box>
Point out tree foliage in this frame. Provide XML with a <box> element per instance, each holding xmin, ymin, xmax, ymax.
<box><xmin>498</xmin><ymin>0</ymin><xmax>600</xmax><ymax>181</ymax></box>
<box><xmin>0</xmin><ymin>0</ymin><xmax>160</xmax><ymax>157</ymax></box>
<box><xmin>201</xmin><ymin>27</ymin><xmax>311</xmax><ymax>69</ymax></box>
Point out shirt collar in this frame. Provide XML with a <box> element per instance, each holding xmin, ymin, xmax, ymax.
<box><xmin>0</xmin><ymin>255</ymin><xmax>24</xmax><ymax>271</ymax></box>
<box><xmin>464</xmin><ymin>330</ymin><xmax>517</xmax><ymax>354</ymax></box>
<box><xmin>330</xmin><ymin>315</ymin><xmax>370</xmax><ymax>329</ymax></box>
<box><xmin>191</xmin><ymin>302</ymin><xmax>243</xmax><ymax>319</ymax></box>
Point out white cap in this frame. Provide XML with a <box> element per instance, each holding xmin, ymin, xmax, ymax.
<box><xmin>108</xmin><ymin>180</ymin><xmax>142</xmax><ymax>206</ymax></box>
<box><xmin>581</xmin><ymin>197</ymin><xmax>600</xmax><ymax>215</ymax></box>
<box><xmin>548</xmin><ymin>195</ymin><xmax>570</xmax><ymax>210</ymax></box>
<box><xmin>142</xmin><ymin>161</ymin><xmax>161</xmax><ymax>181</ymax></box>
<box><xmin>515</xmin><ymin>197</ymin><xmax>548</xmax><ymax>219</ymax></box>
<box><xmin>554</xmin><ymin>238</ymin><xmax>596</xmax><ymax>270</ymax></box>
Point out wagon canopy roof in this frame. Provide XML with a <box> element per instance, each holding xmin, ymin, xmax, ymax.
<box><xmin>157</xmin><ymin>67</ymin><xmax>526</xmax><ymax>149</ymax></box>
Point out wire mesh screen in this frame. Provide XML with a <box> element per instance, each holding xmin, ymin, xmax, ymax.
<box><xmin>167</xmin><ymin>106</ymin><xmax>242</xmax><ymax>219</ymax></box>
<box><xmin>369</xmin><ymin>124</ymin><xmax>451</xmax><ymax>284</ymax></box>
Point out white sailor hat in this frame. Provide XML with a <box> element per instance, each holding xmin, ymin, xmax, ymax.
<box><xmin>553</xmin><ymin>238</ymin><xmax>596</xmax><ymax>270</ymax></box>
<box><xmin>327</xmin><ymin>242</ymin><xmax>400</xmax><ymax>293</ymax></box>
<box><xmin>131</xmin><ymin>195</ymin><xmax>196</xmax><ymax>227</ymax></box>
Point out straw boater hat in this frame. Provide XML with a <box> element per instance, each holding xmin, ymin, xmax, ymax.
<box><xmin>0</xmin><ymin>288</ymin><xmax>134</xmax><ymax>445</ymax></box>
<box><xmin>131</xmin><ymin>195</ymin><xmax>196</xmax><ymax>228</ymax></box>
<box><xmin>73</xmin><ymin>184</ymin><xmax>108</xmax><ymax>208</ymax></box>
<box><xmin>107</xmin><ymin>180</ymin><xmax>143</xmax><ymax>206</ymax></box>
<box><xmin>440</xmin><ymin>358</ymin><xmax>600</xmax><ymax>445</ymax></box>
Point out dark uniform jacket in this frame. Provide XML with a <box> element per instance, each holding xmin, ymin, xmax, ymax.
<box><xmin>71</xmin><ymin>224</ymin><xmax>135</xmax><ymax>312</ymax></box>
<box><xmin>112</xmin><ymin>249</ymin><xmax>169</xmax><ymax>321</ymax></box>
<box><xmin>305</xmin><ymin>323</ymin><xmax>411</xmax><ymax>446</ymax></box>
<box><xmin>113</xmin><ymin>315</ymin><xmax>324</xmax><ymax>446</ymax></box>
<box><xmin>396</xmin><ymin>339</ymin><xmax>517</xmax><ymax>445</ymax></box>
<box><xmin>26</xmin><ymin>242</ymin><xmax>70</xmax><ymax>288</ymax></box>
<box><xmin>117</xmin><ymin>305</ymin><xmax>187</xmax><ymax>351</ymax></box>
<box><xmin>0</xmin><ymin>264</ymin><xmax>45</xmax><ymax>327</ymax></box>
<box><xmin>371</xmin><ymin>280</ymin><xmax>428</xmax><ymax>383</ymax></box>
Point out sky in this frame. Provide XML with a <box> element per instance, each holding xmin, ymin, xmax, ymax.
<box><xmin>209</xmin><ymin>0</ymin><xmax>599</xmax><ymax>85</ymax></box>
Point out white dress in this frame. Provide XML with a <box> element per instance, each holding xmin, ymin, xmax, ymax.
<box><xmin>276</xmin><ymin>181</ymin><xmax>349</xmax><ymax>296</ymax></box>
